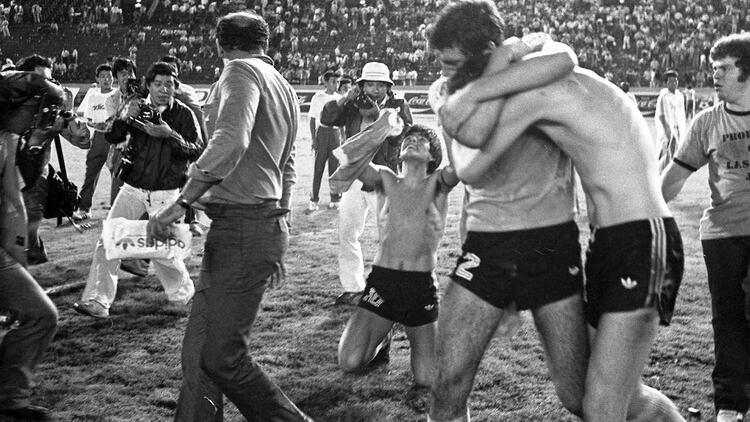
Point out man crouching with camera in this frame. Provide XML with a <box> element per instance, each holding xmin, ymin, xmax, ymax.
<box><xmin>73</xmin><ymin>62</ymin><xmax>205</xmax><ymax>319</ymax></box>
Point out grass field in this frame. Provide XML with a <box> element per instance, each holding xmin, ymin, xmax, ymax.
<box><xmin>17</xmin><ymin>114</ymin><xmax>717</xmax><ymax>422</ymax></box>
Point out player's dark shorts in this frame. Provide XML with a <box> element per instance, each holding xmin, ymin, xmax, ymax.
<box><xmin>584</xmin><ymin>217</ymin><xmax>684</xmax><ymax>327</ymax></box>
<box><xmin>358</xmin><ymin>265</ymin><xmax>438</xmax><ymax>327</ymax></box>
<box><xmin>450</xmin><ymin>221</ymin><xmax>583</xmax><ymax>311</ymax></box>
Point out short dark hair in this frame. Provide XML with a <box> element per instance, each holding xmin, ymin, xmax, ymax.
<box><xmin>112</xmin><ymin>57</ymin><xmax>137</xmax><ymax>76</ymax></box>
<box><xmin>160</xmin><ymin>55</ymin><xmax>180</xmax><ymax>74</ymax></box>
<box><xmin>663</xmin><ymin>69</ymin><xmax>679</xmax><ymax>80</ymax></box>
<box><xmin>429</xmin><ymin>0</ymin><xmax>504</xmax><ymax>59</ymax></box>
<box><xmin>710</xmin><ymin>33</ymin><xmax>750</xmax><ymax>82</ymax></box>
<box><xmin>216</xmin><ymin>11</ymin><xmax>269</xmax><ymax>53</ymax></box>
<box><xmin>322</xmin><ymin>70</ymin><xmax>339</xmax><ymax>82</ymax></box>
<box><xmin>145</xmin><ymin>62</ymin><xmax>177</xmax><ymax>86</ymax></box>
<box><xmin>95</xmin><ymin>64</ymin><xmax>112</xmax><ymax>78</ymax></box>
<box><xmin>404</xmin><ymin>124</ymin><xmax>442</xmax><ymax>174</ymax></box>
<box><xmin>16</xmin><ymin>54</ymin><xmax>52</xmax><ymax>71</ymax></box>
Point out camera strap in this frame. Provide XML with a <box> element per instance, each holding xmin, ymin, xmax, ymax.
<box><xmin>53</xmin><ymin>135</ymin><xmax>69</xmax><ymax>183</ymax></box>
<box><xmin>52</xmin><ymin>135</ymin><xmax>70</xmax><ymax>226</ymax></box>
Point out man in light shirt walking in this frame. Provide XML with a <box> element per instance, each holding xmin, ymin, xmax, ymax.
<box><xmin>656</xmin><ymin>69</ymin><xmax>687</xmax><ymax>172</ymax></box>
<box><xmin>74</xmin><ymin>64</ymin><xmax>115</xmax><ymax>222</ymax></box>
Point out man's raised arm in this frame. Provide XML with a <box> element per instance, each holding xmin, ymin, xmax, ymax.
<box><xmin>440</xmin><ymin>39</ymin><xmax>577</xmax><ymax>148</ymax></box>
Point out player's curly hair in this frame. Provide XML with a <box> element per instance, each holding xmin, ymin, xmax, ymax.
<box><xmin>428</xmin><ymin>0</ymin><xmax>504</xmax><ymax>61</ymax></box>
<box><xmin>710</xmin><ymin>33</ymin><xmax>750</xmax><ymax>82</ymax></box>
<box><xmin>403</xmin><ymin>124</ymin><xmax>442</xmax><ymax>174</ymax></box>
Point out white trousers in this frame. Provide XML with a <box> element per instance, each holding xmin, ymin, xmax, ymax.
<box><xmin>81</xmin><ymin>184</ymin><xmax>194</xmax><ymax>309</ymax></box>
<box><xmin>337</xmin><ymin>180</ymin><xmax>380</xmax><ymax>293</ymax></box>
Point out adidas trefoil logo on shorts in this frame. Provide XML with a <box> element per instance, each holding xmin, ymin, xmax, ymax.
<box><xmin>363</xmin><ymin>288</ymin><xmax>384</xmax><ymax>308</ymax></box>
<box><xmin>568</xmin><ymin>266</ymin><xmax>580</xmax><ymax>276</ymax></box>
<box><xmin>424</xmin><ymin>304</ymin><xmax>435</xmax><ymax>311</ymax></box>
<box><xmin>621</xmin><ymin>277</ymin><xmax>638</xmax><ymax>289</ymax></box>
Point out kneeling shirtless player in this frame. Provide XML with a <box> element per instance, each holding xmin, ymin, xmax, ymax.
<box><xmin>337</xmin><ymin>124</ymin><xmax>459</xmax><ymax>386</ymax></box>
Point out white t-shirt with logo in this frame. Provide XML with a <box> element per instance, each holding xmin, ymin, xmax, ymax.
<box><xmin>675</xmin><ymin>103</ymin><xmax>750</xmax><ymax>239</ymax></box>
<box><xmin>77</xmin><ymin>87</ymin><xmax>115</xmax><ymax>131</ymax></box>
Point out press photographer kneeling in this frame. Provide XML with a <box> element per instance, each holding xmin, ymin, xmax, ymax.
<box><xmin>73</xmin><ymin>62</ymin><xmax>205</xmax><ymax>319</ymax></box>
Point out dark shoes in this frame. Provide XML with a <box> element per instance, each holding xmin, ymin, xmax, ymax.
<box><xmin>72</xmin><ymin>301</ymin><xmax>110</xmax><ymax>319</ymax></box>
<box><xmin>0</xmin><ymin>404</ymin><xmax>50</xmax><ymax>420</ymax></box>
<box><xmin>120</xmin><ymin>259</ymin><xmax>150</xmax><ymax>277</ymax></box>
<box><xmin>335</xmin><ymin>291</ymin><xmax>363</xmax><ymax>306</ymax></box>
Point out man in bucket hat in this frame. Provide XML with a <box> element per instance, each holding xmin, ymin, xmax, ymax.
<box><xmin>320</xmin><ymin>62</ymin><xmax>413</xmax><ymax>307</ymax></box>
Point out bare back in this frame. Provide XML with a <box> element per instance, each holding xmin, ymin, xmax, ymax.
<box><xmin>373</xmin><ymin>170</ymin><xmax>451</xmax><ymax>272</ymax></box>
<box><xmin>499</xmin><ymin>68</ymin><xmax>671</xmax><ymax>226</ymax></box>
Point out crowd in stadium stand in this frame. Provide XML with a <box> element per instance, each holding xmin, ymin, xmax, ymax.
<box><xmin>0</xmin><ymin>0</ymin><xmax>744</xmax><ymax>87</ymax></box>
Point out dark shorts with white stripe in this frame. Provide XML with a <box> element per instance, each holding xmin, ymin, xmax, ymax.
<box><xmin>584</xmin><ymin>217</ymin><xmax>684</xmax><ymax>327</ymax></box>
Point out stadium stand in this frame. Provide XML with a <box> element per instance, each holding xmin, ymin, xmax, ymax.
<box><xmin>0</xmin><ymin>0</ymin><xmax>743</xmax><ymax>87</ymax></box>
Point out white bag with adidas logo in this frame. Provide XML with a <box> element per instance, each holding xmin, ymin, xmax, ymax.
<box><xmin>102</xmin><ymin>217</ymin><xmax>192</xmax><ymax>260</ymax></box>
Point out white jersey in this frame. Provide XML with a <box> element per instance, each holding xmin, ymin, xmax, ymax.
<box><xmin>77</xmin><ymin>87</ymin><xmax>114</xmax><ymax>128</ymax></box>
<box><xmin>675</xmin><ymin>103</ymin><xmax>750</xmax><ymax>239</ymax></box>
<box><xmin>655</xmin><ymin>88</ymin><xmax>687</xmax><ymax>144</ymax></box>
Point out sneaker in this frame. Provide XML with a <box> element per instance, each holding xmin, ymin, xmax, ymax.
<box><xmin>72</xmin><ymin>209</ymin><xmax>90</xmax><ymax>222</ymax></box>
<box><xmin>718</xmin><ymin>410</ymin><xmax>745</xmax><ymax>422</ymax></box>
<box><xmin>305</xmin><ymin>201</ymin><xmax>319</xmax><ymax>214</ymax></box>
<box><xmin>335</xmin><ymin>291</ymin><xmax>363</xmax><ymax>306</ymax></box>
<box><xmin>72</xmin><ymin>301</ymin><xmax>109</xmax><ymax>319</ymax></box>
<box><xmin>189</xmin><ymin>222</ymin><xmax>203</xmax><ymax>237</ymax></box>
<box><xmin>328</xmin><ymin>202</ymin><xmax>339</xmax><ymax>210</ymax></box>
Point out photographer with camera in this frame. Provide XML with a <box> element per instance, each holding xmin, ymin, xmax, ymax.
<box><xmin>103</xmin><ymin>58</ymin><xmax>152</xmax><ymax>278</ymax></box>
<box><xmin>320</xmin><ymin>61</ymin><xmax>413</xmax><ymax>306</ymax></box>
<box><xmin>15</xmin><ymin>55</ymin><xmax>90</xmax><ymax>265</ymax></box>
<box><xmin>0</xmin><ymin>71</ymin><xmax>77</xmax><ymax>420</ymax></box>
<box><xmin>73</xmin><ymin>62</ymin><xmax>204</xmax><ymax>319</ymax></box>
<box><xmin>104</xmin><ymin>58</ymin><xmax>137</xmax><ymax>206</ymax></box>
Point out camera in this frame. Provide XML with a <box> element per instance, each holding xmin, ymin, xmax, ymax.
<box><xmin>36</xmin><ymin>104</ymin><xmax>76</xmax><ymax>131</ymax></box>
<box><xmin>352</xmin><ymin>91</ymin><xmax>375</xmax><ymax>110</ymax></box>
<box><xmin>136</xmin><ymin>101</ymin><xmax>161</xmax><ymax>125</ymax></box>
<box><xmin>124</xmin><ymin>78</ymin><xmax>145</xmax><ymax>98</ymax></box>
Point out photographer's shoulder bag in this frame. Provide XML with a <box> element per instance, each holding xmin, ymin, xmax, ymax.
<box><xmin>44</xmin><ymin>135</ymin><xmax>80</xmax><ymax>225</ymax></box>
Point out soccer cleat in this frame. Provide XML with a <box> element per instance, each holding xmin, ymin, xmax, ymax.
<box><xmin>370</xmin><ymin>330</ymin><xmax>392</xmax><ymax>366</ymax></box>
<box><xmin>717</xmin><ymin>410</ymin><xmax>745</xmax><ymax>422</ymax></box>
<box><xmin>72</xmin><ymin>209</ymin><xmax>91</xmax><ymax>222</ymax></box>
<box><xmin>72</xmin><ymin>301</ymin><xmax>110</xmax><ymax>319</ymax></box>
<box><xmin>328</xmin><ymin>202</ymin><xmax>339</xmax><ymax>210</ymax></box>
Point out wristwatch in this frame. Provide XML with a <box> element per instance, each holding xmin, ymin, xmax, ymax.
<box><xmin>176</xmin><ymin>196</ymin><xmax>191</xmax><ymax>210</ymax></box>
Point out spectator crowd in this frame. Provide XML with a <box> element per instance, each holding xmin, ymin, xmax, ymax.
<box><xmin>0</xmin><ymin>0</ymin><xmax>745</xmax><ymax>87</ymax></box>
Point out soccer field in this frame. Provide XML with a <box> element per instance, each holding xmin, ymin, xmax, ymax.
<box><xmin>30</xmin><ymin>115</ymin><xmax>716</xmax><ymax>421</ymax></box>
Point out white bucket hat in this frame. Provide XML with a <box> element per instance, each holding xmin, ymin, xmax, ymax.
<box><xmin>356</xmin><ymin>62</ymin><xmax>393</xmax><ymax>85</ymax></box>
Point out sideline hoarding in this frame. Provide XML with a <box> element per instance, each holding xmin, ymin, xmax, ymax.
<box><xmin>69</xmin><ymin>84</ymin><xmax>717</xmax><ymax>118</ymax></box>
